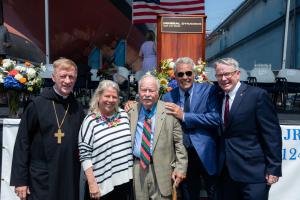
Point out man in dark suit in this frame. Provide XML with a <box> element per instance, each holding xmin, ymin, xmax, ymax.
<box><xmin>214</xmin><ymin>57</ymin><xmax>282</xmax><ymax>200</ymax></box>
<box><xmin>162</xmin><ymin>57</ymin><xmax>221</xmax><ymax>200</ymax></box>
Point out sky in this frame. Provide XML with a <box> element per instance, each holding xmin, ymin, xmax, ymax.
<box><xmin>205</xmin><ymin>0</ymin><xmax>245</xmax><ymax>32</ymax></box>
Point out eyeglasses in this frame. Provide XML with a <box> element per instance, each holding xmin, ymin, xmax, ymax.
<box><xmin>176</xmin><ymin>71</ymin><xmax>193</xmax><ymax>78</ymax></box>
<box><xmin>215</xmin><ymin>70</ymin><xmax>237</xmax><ymax>79</ymax></box>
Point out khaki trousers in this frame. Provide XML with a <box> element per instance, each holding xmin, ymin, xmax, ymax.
<box><xmin>133</xmin><ymin>159</ymin><xmax>172</xmax><ymax>200</ymax></box>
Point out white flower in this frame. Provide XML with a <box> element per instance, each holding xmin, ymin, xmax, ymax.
<box><xmin>197</xmin><ymin>58</ymin><xmax>203</xmax><ymax>64</ymax></box>
<box><xmin>169</xmin><ymin>62</ymin><xmax>175</xmax><ymax>69</ymax></box>
<box><xmin>194</xmin><ymin>75</ymin><xmax>204</xmax><ymax>83</ymax></box>
<box><xmin>26</xmin><ymin>77</ymin><xmax>41</xmax><ymax>86</ymax></box>
<box><xmin>14</xmin><ymin>73</ymin><xmax>23</xmax><ymax>81</ymax></box>
<box><xmin>40</xmin><ymin>64</ymin><xmax>46</xmax><ymax>72</ymax></box>
<box><xmin>0</xmin><ymin>74</ymin><xmax>3</xmax><ymax>83</ymax></box>
<box><xmin>167</xmin><ymin>58</ymin><xmax>173</xmax><ymax>62</ymax></box>
<box><xmin>15</xmin><ymin>65</ymin><xmax>27</xmax><ymax>72</ymax></box>
<box><xmin>14</xmin><ymin>65</ymin><xmax>22</xmax><ymax>71</ymax></box>
<box><xmin>26</xmin><ymin>80</ymin><xmax>33</xmax><ymax>86</ymax></box>
<box><xmin>26</xmin><ymin>68</ymin><xmax>37</xmax><ymax>80</ymax></box>
<box><xmin>2</xmin><ymin>59</ymin><xmax>16</xmax><ymax>69</ymax></box>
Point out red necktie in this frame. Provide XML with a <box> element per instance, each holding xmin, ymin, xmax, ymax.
<box><xmin>224</xmin><ymin>94</ymin><xmax>230</xmax><ymax>128</ymax></box>
<box><xmin>140</xmin><ymin>114</ymin><xmax>152</xmax><ymax>169</ymax></box>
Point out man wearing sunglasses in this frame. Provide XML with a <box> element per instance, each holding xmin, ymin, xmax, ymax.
<box><xmin>162</xmin><ymin>57</ymin><xmax>221</xmax><ymax>200</ymax></box>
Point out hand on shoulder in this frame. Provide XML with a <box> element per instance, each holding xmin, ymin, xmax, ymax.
<box><xmin>124</xmin><ymin>100</ymin><xmax>137</xmax><ymax>112</ymax></box>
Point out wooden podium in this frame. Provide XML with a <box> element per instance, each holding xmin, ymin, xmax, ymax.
<box><xmin>157</xmin><ymin>14</ymin><xmax>206</xmax><ymax>67</ymax></box>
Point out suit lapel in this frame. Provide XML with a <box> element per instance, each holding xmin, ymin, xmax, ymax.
<box><xmin>172</xmin><ymin>84</ymin><xmax>199</xmax><ymax>111</ymax></box>
<box><xmin>228</xmin><ymin>83</ymin><xmax>248</xmax><ymax>126</ymax></box>
<box><xmin>171</xmin><ymin>88</ymin><xmax>181</xmax><ymax>106</ymax></box>
<box><xmin>152</xmin><ymin>101</ymin><xmax>166</xmax><ymax>150</ymax></box>
<box><xmin>190</xmin><ymin>83</ymin><xmax>200</xmax><ymax>112</ymax></box>
<box><xmin>130</xmin><ymin>103</ymin><xmax>141</xmax><ymax>146</ymax></box>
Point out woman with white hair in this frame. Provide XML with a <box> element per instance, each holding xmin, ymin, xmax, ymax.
<box><xmin>79</xmin><ymin>80</ymin><xmax>133</xmax><ymax>200</ymax></box>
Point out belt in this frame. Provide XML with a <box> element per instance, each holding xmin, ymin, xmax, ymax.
<box><xmin>134</xmin><ymin>156</ymin><xmax>153</xmax><ymax>164</ymax></box>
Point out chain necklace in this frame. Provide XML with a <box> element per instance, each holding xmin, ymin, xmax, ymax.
<box><xmin>52</xmin><ymin>101</ymin><xmax>69</xmax><ymax>144</ymax></box>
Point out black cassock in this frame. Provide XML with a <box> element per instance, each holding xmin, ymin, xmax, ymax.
<box><xmin>11</xmin><ymin>87</ymin><xmax>85</xmax><ymax>200</ymax></box>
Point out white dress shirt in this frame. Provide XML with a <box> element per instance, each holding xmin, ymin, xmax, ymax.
<box><xmin>222</xmin><ymin>82</ymin><xmax>241</xmax><ymax>123</ymax></box>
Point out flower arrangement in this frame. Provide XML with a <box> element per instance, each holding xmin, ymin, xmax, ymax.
<box><xmin>0</xmin><ymin>59</ymin><xmax>44</xmax><ymax>92</ymax></box>
<box><xmin>148</xmin><ymin>58</ymin><xmax>208</xmax><ymax>96</ymax></box>
<box><xmin>0</xmin><ymin>59</ymin><xmax>45</xmax><ymax>117</ymax></box>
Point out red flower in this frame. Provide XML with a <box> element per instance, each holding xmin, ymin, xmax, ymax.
<box><xmin>8</xmin><ymin>70</ymin><xmax>19</xmax><ymax>76</ymax></box>
<box><xmin>202</xmin><ymin>74</ymin><xmax>208</xmax><ymax>80</ymax></box>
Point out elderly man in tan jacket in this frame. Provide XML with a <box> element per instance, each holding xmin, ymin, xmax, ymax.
<box><xmin>128</xmin><ymin>74</ymin><xmax>187</xmax><ymax>200</ymax></box>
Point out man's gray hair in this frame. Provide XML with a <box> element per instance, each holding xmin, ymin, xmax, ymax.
<box><xmin>138</xmin><ymin>74</ymin><xmax>160</xmax><ymax>94</ymax></box>
<box><xmin>214</xmin><ymin>58</ymin><xmax>240</xmax><ymax>71</ymax></box>
<box><xmin>173</xmin><ymin>57</ymin><xmax>195</xmax><ymax>73</ymax></box>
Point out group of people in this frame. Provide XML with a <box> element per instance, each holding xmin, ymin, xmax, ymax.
<box><xmin>10</xmin><ymin>56</ymin><xmax>282</xmax><ymax>200</ymax></box>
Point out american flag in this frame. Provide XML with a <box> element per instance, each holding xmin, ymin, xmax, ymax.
<box><xmin>132</xmin><ymin>0</ymin><xmax>205</xmax><ymax>24</ymax></box>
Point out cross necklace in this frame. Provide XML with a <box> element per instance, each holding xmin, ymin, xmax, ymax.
<box><xmin>52</xmin><ymin>101</ymin><xmax>69</xmax><ymax>144</ymax></box>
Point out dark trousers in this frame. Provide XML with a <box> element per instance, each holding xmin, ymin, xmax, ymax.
<box><xmin>181</xmin><ymin>147</ymin><xmax>218</xmax><ymax>200</ymax></box>
<box><xmin>220</xmin><ymin>166</ymin><xmax>270</xmax><ymax>200</ymax></box>
<box><xmin>85</xmin><ymin>181</ymin><xmax>133</xmax><ymax>200</ymax></box>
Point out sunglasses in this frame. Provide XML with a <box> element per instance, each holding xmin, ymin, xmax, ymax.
<box><xmin>176</xmin><ymin>71</ymin><xmax>193</xmax><ymax>78</ymax></box>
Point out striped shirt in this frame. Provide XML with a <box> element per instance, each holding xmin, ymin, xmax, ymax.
<box><xmin>79</xmin><ymin>109</ymin><xmax>133</xmax><ymax>197</ymax></box>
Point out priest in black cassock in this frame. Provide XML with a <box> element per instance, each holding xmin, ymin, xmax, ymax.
<box><xmin>10</xmin><ymin>58</ymin><xmax>85</xmax><ymax>200</ymax></box>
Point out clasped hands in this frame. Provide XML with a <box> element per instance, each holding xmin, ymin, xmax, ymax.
<box><xmin>266</xmin><ymin>174</ymin><xmax>279</xmax><ymax>185</ymax></box>
<box><xmin>15</xmin><ymin>186</ymin><xmax>30</xmax><ymax>200</ymax></box>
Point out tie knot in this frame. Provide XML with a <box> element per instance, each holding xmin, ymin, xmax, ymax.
<box><xmin>145</xmin><ymin>110</ymin><xmax>151</xmax><ymax>119</ymax></box>
<box><xmin>185</xmin><ymin>91</ymin><xmax>190</xmax><ymax>98</ymax></box>
<box><xmin>226</xmin><ymin>94</ymin><xmax>229</xmax><ymax>100</ymax></box>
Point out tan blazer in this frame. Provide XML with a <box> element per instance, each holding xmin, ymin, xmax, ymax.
<box><xmin>128</xmin><ymin>100</ymin><xmax>188</xmax><ymax>196</ymax></box>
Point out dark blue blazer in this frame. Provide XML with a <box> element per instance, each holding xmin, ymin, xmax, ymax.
<box><xmin>220</xmin><ymin>82</ymin><xmax>282</xmax><ymax>183</ymax></box>
<box><xmin>162</xmin><ymin>82</ymin><xmax>221</xmax><ymax>175</ymax></box>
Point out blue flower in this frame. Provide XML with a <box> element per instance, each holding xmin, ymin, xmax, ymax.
<box><xmin>3</xmin><ymin>76</ymin><xmax>23</xmax><ymax>90</ymax></box>
<box><xmin>168</xmin><ymin>79</ymin><xmax>178</xmax><ymax>89</ymax></box>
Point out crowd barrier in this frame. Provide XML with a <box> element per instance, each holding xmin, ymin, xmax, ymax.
<box><xmin>1</xmin><ymin>119</ymin><xmax>299</xmax><ymax>200</ymax></box>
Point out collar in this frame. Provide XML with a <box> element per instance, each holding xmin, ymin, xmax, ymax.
<box><xmin>142</xmin><ymin>102</ymin><xmax>157</xmax><ymax>119</ymax></box>
<box><xmin>53</xmin><ymin>86</ymin><xmax>68</xmax><ymax>99</ymax></box>
<box><xmin>227</xmin><ymin>81</ymin><xmax>241</xmax><ymax>98</ymax></box>
<box><xmin>179</xmin><ymin>84</ymin><xmax>194</xmax><ymax>97</ymax></box>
